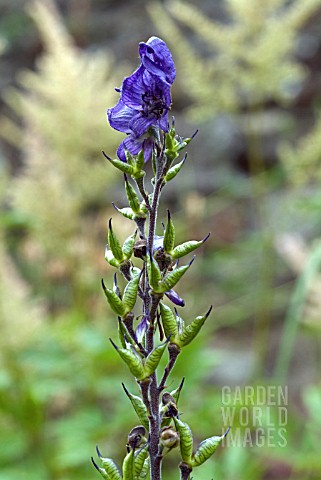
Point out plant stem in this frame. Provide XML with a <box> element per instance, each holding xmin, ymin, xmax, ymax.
<box><xmin>179</xmin><ymin>462</ymin><xmax>192</xmax><ymax>480</ymax></box>
<box><xmin>142</xmin><ymin>149</ymin><xmax>167</xmax><ymax>480</ymax></box>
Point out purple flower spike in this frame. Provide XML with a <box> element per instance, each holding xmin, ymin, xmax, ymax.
<box><xmin>107</xmin><ymin>37</ymin><xmax>176</xmax><ymax>162</ymax></box>
<box><xmin>165</xmin><ymin>289</ymin><xmax>185</xmax><ymax>307</ymax></box>
<box><xmin>136</xmin><ymin>315</ymin><xmax>150</xmax><ymax>343</ymax></box>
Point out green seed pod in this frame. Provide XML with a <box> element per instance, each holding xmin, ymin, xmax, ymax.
<box><xmin>125</xmin><ymin>174</ymin><xmax>141</xmax><ymax>213</ymax></box>
<box><xmin>95</xmin><ymin>447</ymin><xmax>122</xmax><ymax>480</ymax></box>
<box><xmin>122</xmin><ymin>383</ymin><xmax>149</xmax><ymax>429</ymax></box>
<box><xmin>122</xmin><ymin>230</ymin><xmax>138</xmax><ymax>259</ymax></box>
<box><xmin>170</xmin><ymin>377</ymin><xmax>185</xmax><ymax>405</ymax></box>
<box><xmin>159</xmin><ymin>303</ymin><xmax>179</xmax><ymax>340</ymax></box>
<box><xmin>164</xmin><ymin>155</ymin><xmax>186</xmax><ymax>183</ymax></box>
<box><xmin>110</xmin><ymin>339</ymin><xmax>145</xmax><ymax>380</ymax></box>
<box><xmin>132</xmin><ymin>151</ymin><xmax>145</xmax><ymax>179</ymax></box>
<box><xmin>108</xmin><ymin>219</ymin><xmax>124</xmax><ymax>262</ymax></box>
<box><xmin>144</xmin><ymin>338</ymin><xmax>169</xmax><ymax>377</ymax></box>
<box><xmin>91</xmin><ymin>458</ymin><xmax>109</xmax><ymax>479</ymax></box>
<box><xmin>118</xmin><ymin>317</ymin><xmax>128</xmax><ymax>348</ymax></box>
<box><xmin>123</xmin><ymin>272</ymin><xmax>141</xmax><ymax>314</ymax></box>
<box><xmin>122</xmin><ymin>448</ymin><xmax>135</xmax><ymax>480</ymax></box>
<box><xmin>102</xmin><ymin>279</ymin><xmax>125</xmax><ymax>316</ymax></box>
<box><xmin>156</xmin><ymin>258</ymin><xmax>195</xmax><ymax>293</ymax></box>
<box><xmin>174</xmin><ymin>309</ymin><xmax>185</xmax><ymax>336</ymax></box>
<box><xmin>191</xmin><ymin>427</ymin><xmax>230</xmax><ymax>467</ymax></box>
<box><xmin>138</xmin><ymin>457</ymin><xmax>149</xmax><ymax>479</ymax></box>
<box><xmin>147</xmin><ymin>254</ymin><xmax>162</xmax><ymax>290</ymax></box>
<box><xmin>165</xmin><ymin>126</ymin><xmax>176</xmax><ymax>151</ymax></box>
<box><xmin>103</xmin><ymin>151</ymin><xmax>134</xmax><ymax>175</ymax></box>
<box><xmin>174</xmin><ymin>418</ymin><xmax>193</xmax><ymax>464</ymax></box>
<box><xmin>163</xmin><ymin>210</ymin><xmax>175</xmax><ymax>254</ymax></box>
<box><xmin>178</xmin><ymin>306</ymin><xmax>212</xmax><ymax>347</ymax></box>
<box><xmin>134</xmin><ymin>442</ymin><xmax>149</xmax><ymax>477</ymax></box>
<box><xmin>113</xmin><ymin>204</ymin><xmax>136</xmax><ymax>220</ymax></box>
<box><xmin>105</xmin><ymin>245</ymin><xmax>120</xmax><ymax>268</ymax></box>
<box><xmin>171</xmin><ymin>233</ymin><xmax>210</xmax><ymax>260</ymax></box>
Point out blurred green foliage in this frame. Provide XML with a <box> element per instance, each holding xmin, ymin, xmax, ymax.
<box><xmin>1</xmin><ymin>0</ymin><xmax>321</xmax><ymax>479</ymax></box>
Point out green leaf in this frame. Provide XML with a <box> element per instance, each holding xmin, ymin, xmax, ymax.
<box><xmin>122</xmin><ymin>383</ymin><xmax>149</xmax><ymax>429</ymax></box>
<box><xmin>101</xmin><ymin>279</ymin><xmax>125</xmax><ymax>316</ymax></box>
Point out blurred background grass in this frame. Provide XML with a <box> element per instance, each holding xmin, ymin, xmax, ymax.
<box><xmin>1</xmin><ymin>0</ymin><xmax>321</xmax><ymax>479</ymax></box>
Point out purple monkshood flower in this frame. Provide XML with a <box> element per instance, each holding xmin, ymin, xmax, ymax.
<box><xmin>136</xmin><ymin>315</ymin><xmax>150</xmax><ymax>343</ymax></box>
<box><xmin>165</xmin><ymin>289</ymin><xmax>185</xmax><ymax>307</ymax></box>
<box><xmin>108</xmin><ymin>37</ymin><xmax>176</xmax><ymax>162</ymax></box>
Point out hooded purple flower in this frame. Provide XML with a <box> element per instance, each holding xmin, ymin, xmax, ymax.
<box><xmin>108</xmin><ymin>37</ymin><xmax>176</xmax><ymax>162</ymax></box>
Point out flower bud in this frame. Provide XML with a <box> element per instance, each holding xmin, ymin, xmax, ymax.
<box><xmin>160</xmin><ymin>426</ymin><xmax>180</xmax><ymax>449</ymax></box>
